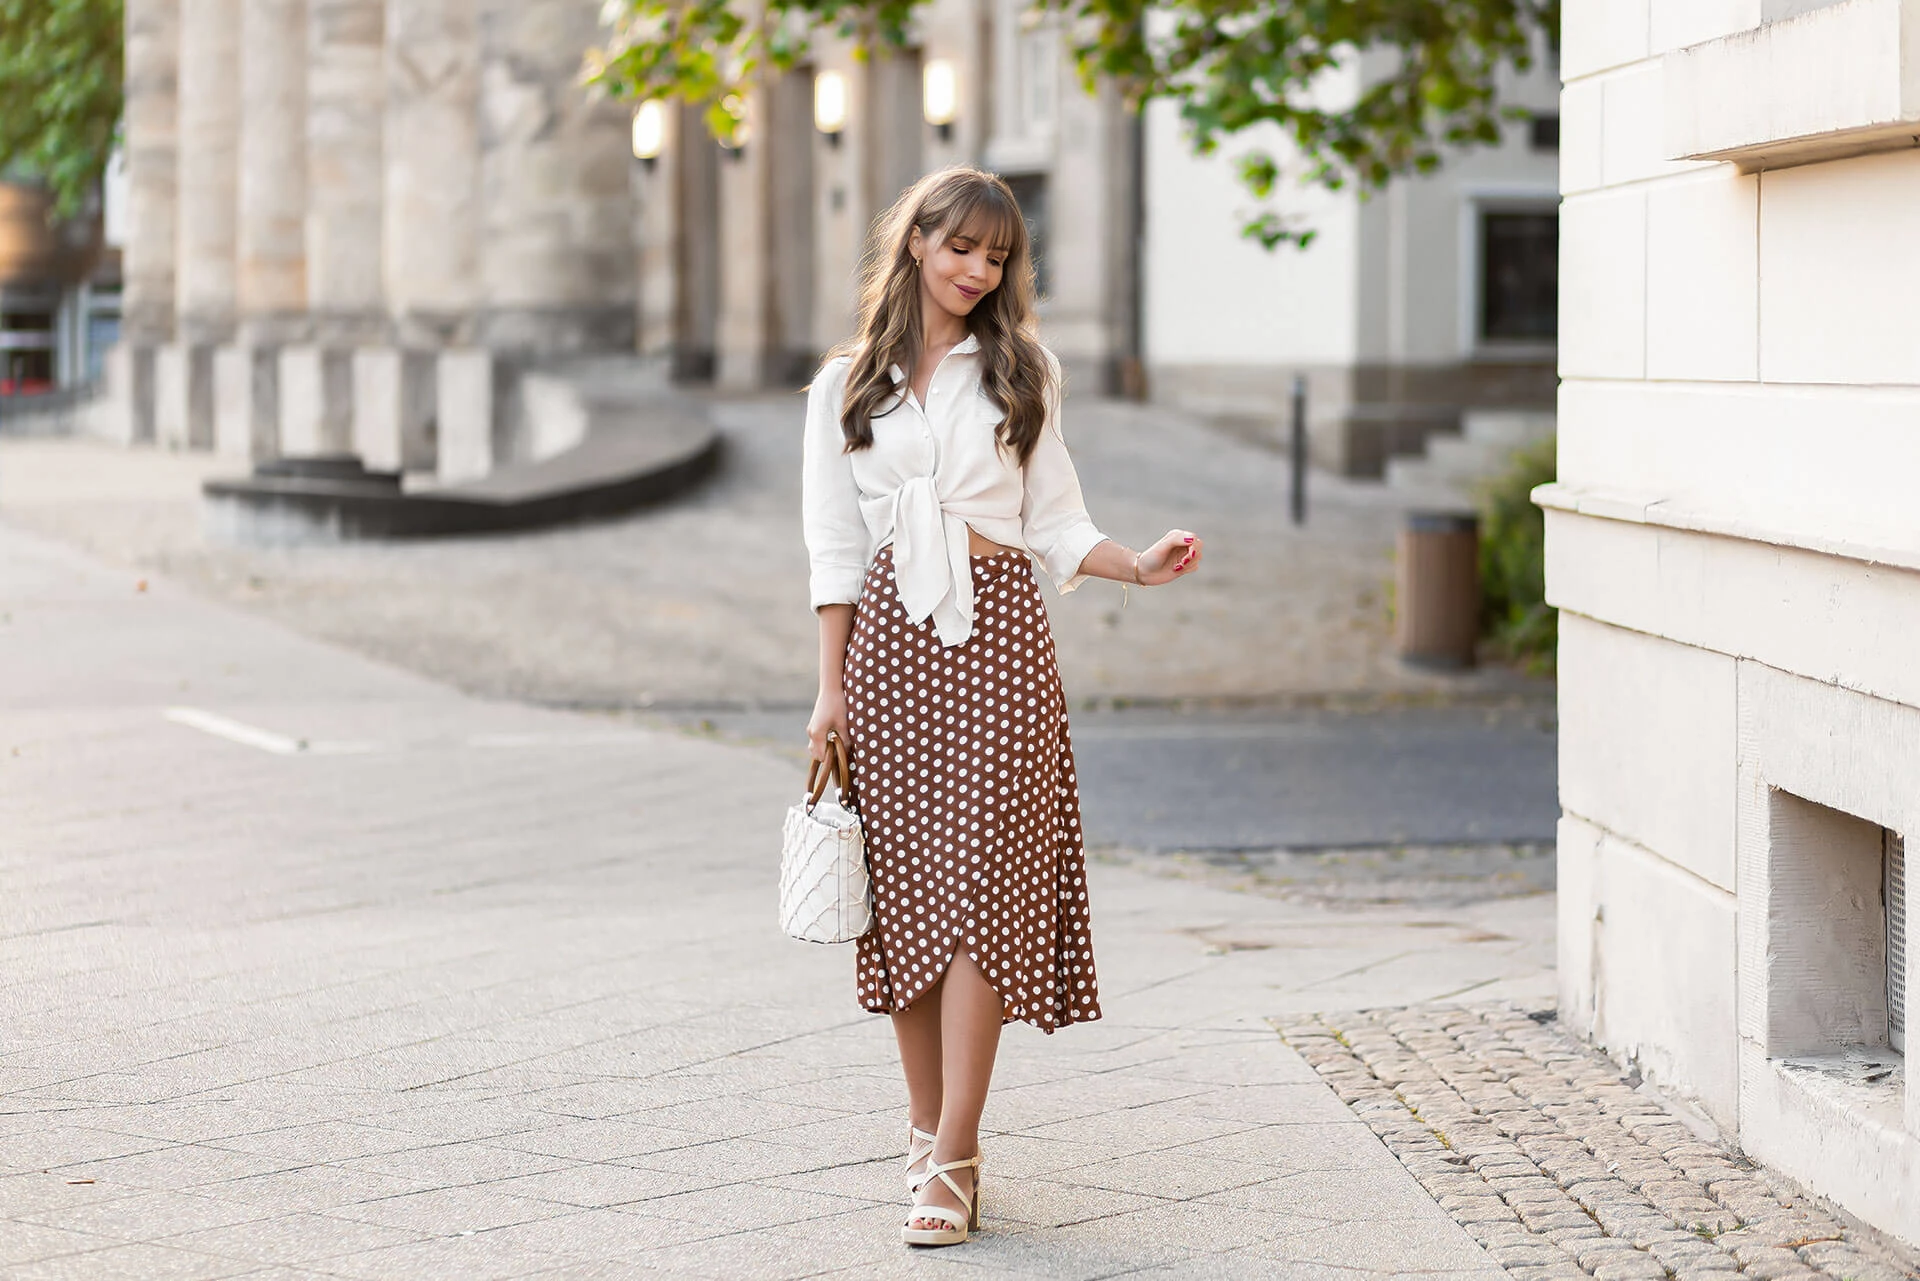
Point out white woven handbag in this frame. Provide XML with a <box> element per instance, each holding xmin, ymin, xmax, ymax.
<box><xmin>779</xmin><ymin>737</ymin><xmax>872</xmax><ymax>944</ymax></box>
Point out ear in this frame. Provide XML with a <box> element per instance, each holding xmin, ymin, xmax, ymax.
<box><xmin>908</xmin><ymin>225</ymin><xmax>926</xmax><ymax>264</ymax></box>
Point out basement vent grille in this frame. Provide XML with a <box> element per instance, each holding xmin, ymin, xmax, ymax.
<box><xmin>1890</xmin><ymin>831</ymin><xmax>1907</xmax><ymax>1055</ymax></box>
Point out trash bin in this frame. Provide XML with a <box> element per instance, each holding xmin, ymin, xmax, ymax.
<box><xmin>1396</xmin><ymin>511</ymin><xmax>1480</xmax><ymax>670</ymax></box>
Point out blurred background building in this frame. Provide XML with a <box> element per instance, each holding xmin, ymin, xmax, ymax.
<box><xmin>98</xmin><ymin>0</ymin><xmax>1559</xmax><ymax>488</ymax></box>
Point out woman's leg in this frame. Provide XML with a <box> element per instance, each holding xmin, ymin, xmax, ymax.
<box><xmin>911</xmin><ymin>951</ymin><xmax>1002</xmax><ymax>1229</ymax></box>
<box><xmin>891</xmin><ymin>983</ymin><xmax>944</xmax><ymax>1139</ymax></box>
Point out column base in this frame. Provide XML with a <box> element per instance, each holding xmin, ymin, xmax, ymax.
<box><xmin>278</xmin><ymin>345</ymin><xmax>355</xmax><ymax>456</ymax></box>
<box><xmin>103</xmin><ymin>343</ymin><xmax>158</xmax><ymax>445</ymax></box>
<box><xmin>352</xmin><ymin>347</ymin><xmax>438</xmax><ymax>473</ymax></box>
<box><xmin>214</xmin><ymin>345</ymin><xmax>281</xmax><ymax>461</ymax></box>
<box><xmin>155</xmin><ymin>343</ymin><xmax>217</xmax><ymax>451</ymax></box>
<box><xmin>435</xmin><ymin>349</ymin><xmax>501</xmax><ymax>484</ymax></box>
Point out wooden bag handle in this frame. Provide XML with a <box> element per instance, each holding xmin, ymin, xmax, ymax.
<box><xmin>805</xmin><ymin>734</ymin><xmax>851</xmax><ymax>808</ymax></box>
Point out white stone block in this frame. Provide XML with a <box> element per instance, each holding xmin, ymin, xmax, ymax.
<box><xmin>1559</xmin><ymin>614</ymin><xmax>1738</xmax><ymax>890</ymax></box>
<box><xmin>153</xmin><ymin>343</ymin><xmax>214</xmax><ymax>451</ymax></box>
<box><xmin>1557</xmin><ymin>380</ymin><xmax>1920</xmax><ymax>553</ymax></box>
<box><xmin>519</xmin><ymin>370</ymin><xmax>589</xmax><ymax>462</ymax></box>
<box><xmin>1651</xmin><ymin>0</ymin><xmax>1761</xmax><ymax>55</ymax></box>
<box><xmin>352</xmin><ymin>348</ymin><xmax>400</xmax><ymax>472</ymax></box>
<box><xmin>1593</xmin><ymin>827</ymin><xmax>1740</xmax><ymax>1128</ymax></box>
<box><xmin>436</xmin><ymin>348</ymin><xmax>494</xmax><ymax>484</ymax></box>
<box><xmin>1558</xmin><ymin>189</ymin><xmax>1646</xmax><ymax>379</ymax></box>
<box><xmin>1556</xmin><ymin>813</ymin><xmax>1603</xmax><ymax>1039</ymax></box>
<box><xmin>1601</xmin><ymin>62</ymin><xmax>1718</xmax><ymax>187</ymax></box>
<box><xmin>1559</xmin><ymin>0</ymin><xmax>1651</xmax><ymax>81</ymax></box>
<box><xmin>1665</xmin><ymin>0</ymin><xmax>1920</xmax><ymax>167</ymax></box>
<box><xmin>1759</xmin><ymin>149</ymin><xmax>1920</xmax><ymax>385</ymax></box>
<box><xmin>1645</xmin><ymin>171</ymin><xmax>1758</xmax><ymax>381</ymax></box>
<box><xmin>1559</xmin><ymin>79</ymin><xmax>1604</xmax><ymax>195</ymax></box>
<box><xmin>278</xmin><ymin>345</ymin><xmax>352</xmax><ymax>456</ymax></box>
<box><xmin>213</xmin><ymin>345</ymin><xmax>278</xmax><ymax>461</ymax></box>
<box><xmin>98</xmin><ymin>343</ymin><xmax>155</xmax><ymax>445</ymax></box>
<box><xmin>1546</xmin><ymin>509</ymin><xmax>1920</xmax><ymax>712</ymax></box>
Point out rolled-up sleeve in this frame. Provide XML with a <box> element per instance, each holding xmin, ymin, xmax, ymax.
<box><xmin>1019</xmin><ymin>359</ymin><xmax>1108</xmax><ymax>593</ymax></box>
<box><xmin>802</xmin><ymin>361</ymin><xmax>872</xmax><ymax>609</ymax></box>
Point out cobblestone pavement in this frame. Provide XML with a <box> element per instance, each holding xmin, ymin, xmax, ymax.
<box><xmin>0</xmin><ymin>398</ymin><xmax>1547</xmax><ymax>708</ymax></box>
<box><xmin>1280</xmin><ymin>1004</ymin><xmax>1920</xmax><ymax>1281</ymax></box>
<box><xmin>2</xmin><ymin>527</ymin><xmax>1554</xmax><ymax>1279</ymax></box>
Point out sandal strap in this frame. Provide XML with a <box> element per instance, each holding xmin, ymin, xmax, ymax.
<box><xmin>923</xmin><ymin>1155</ymin><xmax>980</xmax><ymax>1178</ymax></box>
<box><xmin>909</xmin><ymin>1126</ymin><xmax>938</xmax><ymax>1144</ymax></box>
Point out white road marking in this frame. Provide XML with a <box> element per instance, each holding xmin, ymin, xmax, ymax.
<box><xmin>163</xmin><ymin>707</ymin><xmax>377</xmax><ymax>756</ymax></box>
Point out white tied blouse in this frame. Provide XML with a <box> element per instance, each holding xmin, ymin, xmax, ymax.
<box><xmin>803</xmin><ymin>336</ymin><xmax>1110</xmax><ymax>647</ymax></box>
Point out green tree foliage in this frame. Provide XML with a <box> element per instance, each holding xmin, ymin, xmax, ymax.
<box><xmin>589</xmin><ymin>0</ymin><xmax>1557</xmax><ymax>247</ymax></box>
<box><xmin>0</xmin><ymin>0</ymin><xmax>124</xmax><ymax>217</ymax></box>
<box><xmin>1475</xmin><ymin>432</ymin><xmax>1556</xmax><ymax>673</ymax></box>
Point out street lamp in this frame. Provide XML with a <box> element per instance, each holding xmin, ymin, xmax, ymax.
<box><xmin>631</xmin><ymin>100</ymin><xmax>665</xmax><ymax>171</ymax></box>
<box><xmin>814</xmin><ymin>70</ymin><xmax>848</xmax><ymax>147</ymax></box>
<box><xmin>923</xmin><ymin>59</ymin><xmax>957</xmax><ymax>143</ymax></box>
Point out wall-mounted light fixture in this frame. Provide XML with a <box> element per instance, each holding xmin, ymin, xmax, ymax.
<box><xmin>923</xmin><ymin>59</ymin><xmax>958</xmax><ymax>143</ymax></box>
<box><xmin>814</xmin><ymin>70</ymin><xmax>848</xmax><ymax>147</ymax></box>
<box><xmin>631</xmin><ymin>100</ymin><xmax>665</xmax><ymax>171</ymax></box>
<box><xmin>719</xmin><ymin>92</ymin><xmax>750</xmax><ymax>161</ymax></box>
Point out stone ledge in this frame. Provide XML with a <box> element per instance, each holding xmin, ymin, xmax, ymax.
<box><xmin>1533</xmin><ymin>481</ymin><xmax>1920</xmax><ymax>575</ymax></box>
<box><xmin>1666</xmin><ymin>0</ymin><xmax>1920</xmax><ymax>171</ymax></box>
<box><xmin>202</xmin><ymin>398</ymin><xmax>720</xmax><ymax>544</ymax></box>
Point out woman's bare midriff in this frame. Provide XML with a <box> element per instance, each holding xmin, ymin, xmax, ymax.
<box><xmin>966</xmin><ymin>527</ymin><xmax>1016</xmax><ymax>556</ymax></box>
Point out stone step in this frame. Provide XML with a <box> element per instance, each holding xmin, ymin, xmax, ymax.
<box><xmin>1463</xmin><ymin>408</ymin><xmax>1556</xmax><ymax>447</ymax></box>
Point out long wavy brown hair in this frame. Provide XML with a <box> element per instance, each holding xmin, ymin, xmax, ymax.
<box><xmin>827</xmin><ymin>167</ymin><xmax>1053</xmax><ymax>463</ymax></box>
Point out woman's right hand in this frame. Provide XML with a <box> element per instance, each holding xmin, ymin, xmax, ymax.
<box><xmin>806</xmin><ymin>684</ymin><xmax>850</xmax><ymax>762</ymax></box>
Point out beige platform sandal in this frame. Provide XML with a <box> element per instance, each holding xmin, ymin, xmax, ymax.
<box><xmin>905</xmin><ymin>1125</ymin><xmax>938</xmax><ymax>1193</ymax></box>
<box><xmin>900</xmin><ymin>1154</ymin><xmax>982</xmax><ymax>1247</ymax></box>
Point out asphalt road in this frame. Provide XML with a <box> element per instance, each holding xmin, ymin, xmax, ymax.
<box><xmin>662</xmin><ymin>700</ymin><xmax>1560</xmax><ymax>855</ymax></box>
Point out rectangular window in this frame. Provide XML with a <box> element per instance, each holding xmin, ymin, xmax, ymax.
<box><xmin>1479</xmin><ymin>210</ymin><xmax>1558</xmax><ymax>344</ymax></box>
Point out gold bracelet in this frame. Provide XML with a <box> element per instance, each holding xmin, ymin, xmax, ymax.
<box><xmin>1131</xmin><ymin>550</ymin><xmax>1144</xmax><ymax>585</ymax></box>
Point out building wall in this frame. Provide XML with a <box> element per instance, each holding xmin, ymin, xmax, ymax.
<box><xmin>1550</xmin><ymin>0</ymin><xmax>1920</xmax><ymax>1243</ymax></box>
<box><xmin>1142</xmin><ymin>57</ymin><xmax>1560</xmax><ymax>460</ymax></box>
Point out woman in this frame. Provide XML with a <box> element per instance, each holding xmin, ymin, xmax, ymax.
<box><xmin>802</xmin><ymin>166</ymin><xmax>1204</xmax><ymax>1247</ymax></box>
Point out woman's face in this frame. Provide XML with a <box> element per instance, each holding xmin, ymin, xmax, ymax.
<box><xmin>910</xmin><ymin>223</ymin><xmax>1007</xmax><ymax>320</ymax></box>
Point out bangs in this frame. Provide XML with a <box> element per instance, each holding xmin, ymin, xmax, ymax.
<box><xmin>944</xmin><ymin>194</ymin><xmax>1025</xmax><ymax>257</ymax></box>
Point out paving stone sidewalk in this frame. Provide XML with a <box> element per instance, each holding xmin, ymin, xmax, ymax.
<box><xmin>1</xmin><ymin>526</ymin><xmax>1554</xmax><ymax>1279</ymax></box>
<box><xmin>1281</xmin><ymin>1005</ymin><xmax>1920</xmax><ymax>1281</ymax></box>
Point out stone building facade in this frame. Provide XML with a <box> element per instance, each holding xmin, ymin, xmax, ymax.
<box><xmin>1548</xmin><ymin>0</ymin><xmax>1917</xmax><ymax>1244</ymax></box>
<box><xmin>113</xmin><ymin>0</ymin><xmax>1141</xmax><ymax>475</ymax></box>
<box><xmin>114</xmin><ymin>0</ymin><xmax>638</xmax><ymax>480</ymax></box>
<box><xmin>1141</xmin><ymin>56</ymin><xmax>1563</xmax><ymax>476</ymax></box>
<box><xmin>629</xmin><ymin>0</ymin><xmax>1141</xmax><ymax>401</ymax></box>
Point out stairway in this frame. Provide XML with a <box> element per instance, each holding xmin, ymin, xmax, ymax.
<box><xmin>1384</xmin><ymin>408</ymin><xmax>1555</xmax><ymax>505</ymax></box>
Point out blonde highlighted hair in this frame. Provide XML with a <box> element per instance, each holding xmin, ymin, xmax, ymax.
<box><xmin>826</xmin><ymin>167</ymin><xmax>1053</xmax><ymax>464</ymax></box>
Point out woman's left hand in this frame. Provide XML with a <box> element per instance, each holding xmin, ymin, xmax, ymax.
<box><xmin>1135</xmin><ymin>530</ymin><xmax>1203</xmax><ymax>586</ymax></box>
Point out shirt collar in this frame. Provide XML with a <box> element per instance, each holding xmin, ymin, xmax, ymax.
<box><xmin>886</xmin><ymin>334</ymin><xmax>982</xmax><ymax>384</ymax></box>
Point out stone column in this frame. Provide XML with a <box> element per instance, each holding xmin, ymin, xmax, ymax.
<box><xmin>449</xmin><ymin>0</ymin><xmax>635</xmax><ymax>472</ymax></box>
<box><xmin>672</xmin><ymin>100</ymin><xmax>720</xmax><ymax>382</ymax></box>
<box><xmin>474</xmin><ymin>0</ymin><xmax>636</xmax><ymax>356</ymax></box>
<box><xmin>219</xmin><ymin>0</ymin><xmax>309</xmax><ymax>460</ymax></box>
<box><xmin>121</xmin><ymin>0</ymin><xmax>179</xmax><ymax>443</ymax></box>
<box><xmin>376</xmin><ymin>0</ymin><xmax>481</xmax><ymax>472</ymax></box>
<box><xmin>162</xmin><ymin>0</ymin><xmax>241</xmax><ymax>451</ymax></box>
<box><xmin>283</xmin><ymin>0</ymin><xmax>384</xmax><ymax>454</ymax></box>
<box><xmin>385</xmin><ymin>0</ymin><xmax>479</xmax><ymax>347</ymax></box>
<box><xmin>715</xmin><ymin>88</ymin><xmax>772</xmax><ymax>390</ymax></box>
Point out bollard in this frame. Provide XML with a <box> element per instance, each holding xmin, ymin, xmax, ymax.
<box><xmin>1395</xmin><ymin>511</ymin><xmax>1480</xmax><ymax>669</ymax></box>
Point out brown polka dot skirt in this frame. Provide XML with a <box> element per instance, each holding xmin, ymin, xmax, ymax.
<box><xmin>845</xmin><ymin>544</ymin><xmax>1102</xmax><ymax>1033</ymax></box>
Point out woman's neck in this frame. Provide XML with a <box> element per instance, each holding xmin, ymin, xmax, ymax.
<box><xmin>919</xmin><ymin>301</ymin><xmax>968</xmax><ymax>355</ymax></box>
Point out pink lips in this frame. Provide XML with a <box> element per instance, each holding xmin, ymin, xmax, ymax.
<box><xmin>954</xmin><ymin>283</ymin><xmax>981</xmax><ymax>300</ymax></box>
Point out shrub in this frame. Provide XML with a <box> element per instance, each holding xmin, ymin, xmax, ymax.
<box><xmin>1476</xmin><ymin>433</ymin><xmax>1557</xmax><ymax>674</ymax></box>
